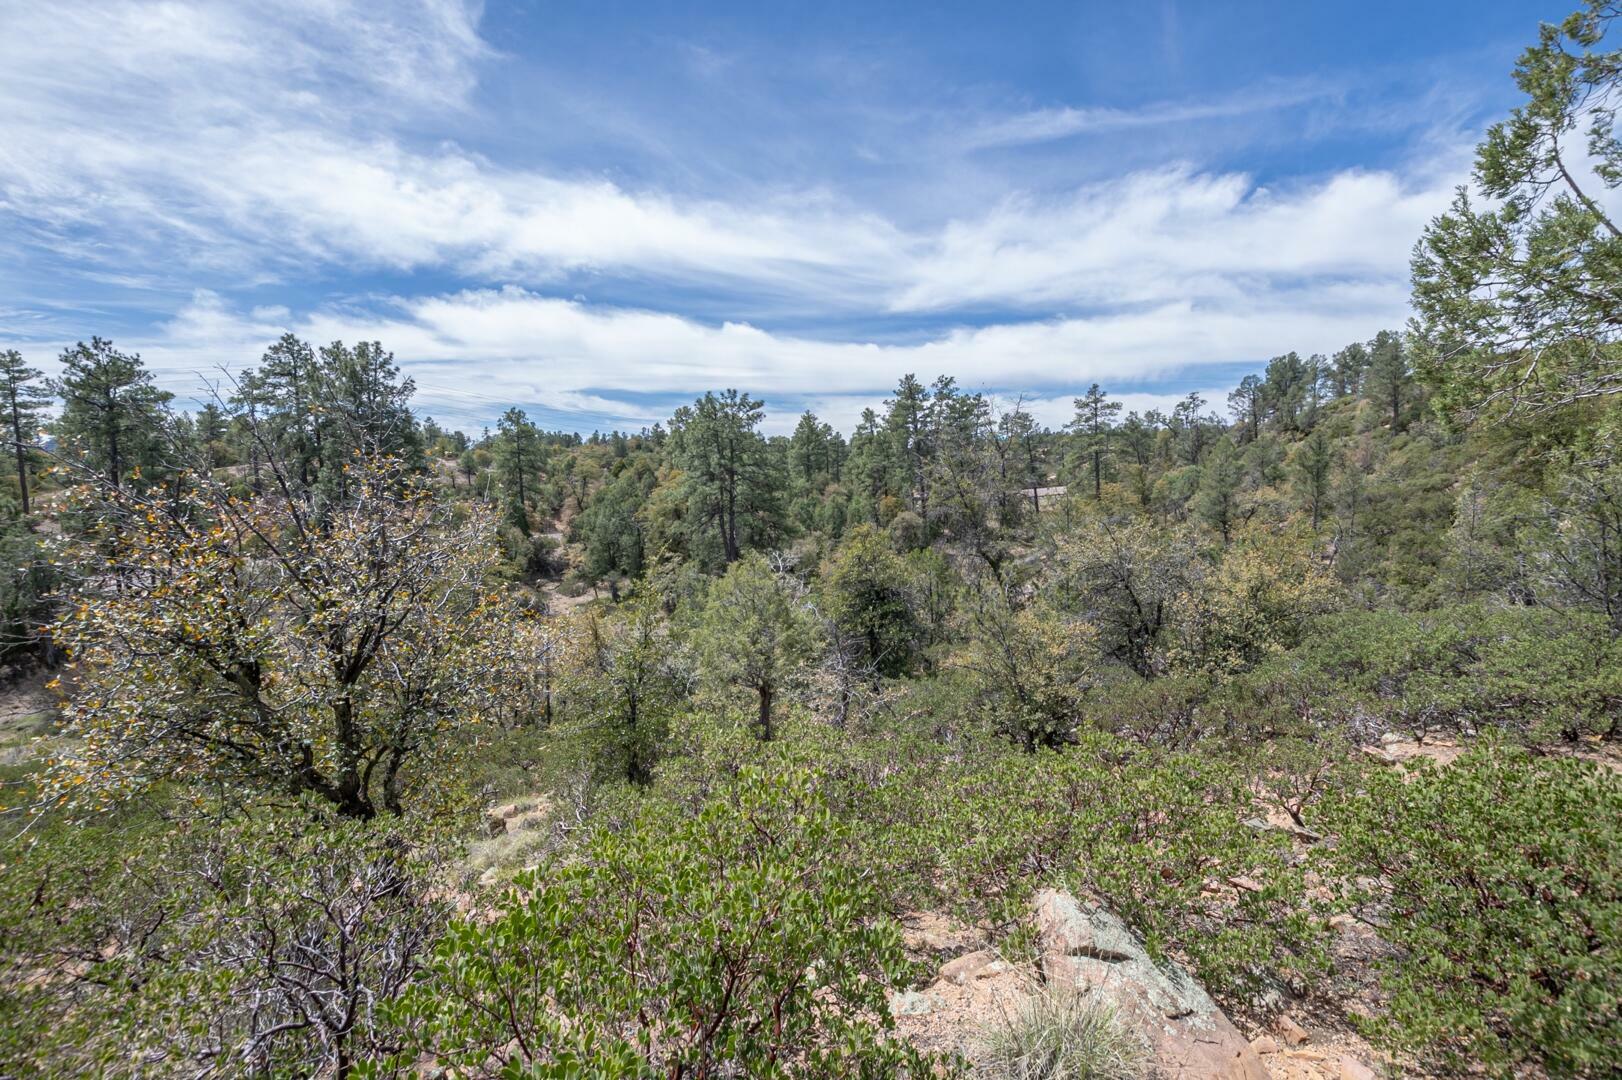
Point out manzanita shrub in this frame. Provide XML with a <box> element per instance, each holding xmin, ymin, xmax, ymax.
<box><xmin>832</xmin><ymin>730</ymin><xmax>1331</xmax><ymax>1005</ymax></box>
<box><xmin>1315</xmin><ymin>748</ymin><xmax>1621</xmax><ymax>1077</ymax></box>
<box><xmin>380</xmin><ymin>767</ymin><xmax>943</xmax><ymax>1079</ymax></box>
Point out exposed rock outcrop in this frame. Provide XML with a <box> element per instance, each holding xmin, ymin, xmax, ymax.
<box><xmin>1032</xmin><ymin>888</ymin><xmax>1270</xmax><ymax>1080</ymax></box>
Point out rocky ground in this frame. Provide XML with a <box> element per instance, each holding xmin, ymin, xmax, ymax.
<box><xmin>891</xmin><ymin>893</ymin><xmax>1393</xmax><ymax>1079</ymax></box>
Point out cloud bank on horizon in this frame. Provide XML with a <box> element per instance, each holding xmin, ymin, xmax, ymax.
<box><xmin>0</xmin><ymin>0</ymin><xmax>1570</xmax><ymax>433</ymax></box>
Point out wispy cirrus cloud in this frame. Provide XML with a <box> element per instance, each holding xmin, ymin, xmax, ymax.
<box><xmin>955</xmin><ymin>82</ymin><xmax>1335</xmax><ymax>151</ymax></box>
<box><xmin>0</xmin><ymin>0</ymin><xmax>1492</xmax><ymax>432</ymax></box>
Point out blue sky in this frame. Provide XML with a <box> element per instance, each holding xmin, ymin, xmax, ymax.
<box><xmin>0</xmin><ymin>0</ymin><xmax>1574</xmax><ymax>434</ymax></box>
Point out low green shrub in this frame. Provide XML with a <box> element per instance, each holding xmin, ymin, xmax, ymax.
<box><xmin>386</xmin><ymin>767</ymin><xmax>942</xmax><ymax>1078</ymax></box>
<box><xmin>839</xmin><ymin>731</ymin><xmax>1329</xmax><ymax>1005</ymax></box>
<box><xmin>1272</xmin><ymin>606</ymin><xmax>1621</xmax><ymax>743</ymax></box>
<box><xmin>1316</xmin><ymin>748</ymin><xmax>1622</xmax><ymax>1076</ymax></box>
<box><xmin>0</xmin><ymin>803</ymin><xmax>454</xmax><ymax>1078</ymax></box>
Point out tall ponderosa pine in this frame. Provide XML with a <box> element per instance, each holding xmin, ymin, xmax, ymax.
<box><xmin>843</xmin><ymin>408</ymin><xmax>893</xmax><ymax>525</ymax></box>
<box><xmin>669</xmin><ymin>390</ymin><xmax>784</xmax><ymax>564</ymax></box>
<box><xmin>885</xmin><ymin>374</ymin><xmax>933</xmax><ymax>520</ymax></box>
<box><xmin>1364</xmin><ymin>330</ymin><xmax>1409</xmax><ymax>430</ymax></box>
<box><xmin>1196</xmin><ymin>436</ymin><xmax>1244</xmax><ymax>543</ymax></box>
<box><xmin>231</xmin><ymin>336</ymin><xmax>421</xmax><ymax>506</ymax></box>
<box><xmin>788</xmin><ymin>410</ymin><xmax>842</xmax><ymax>489</ymax></box>
<box><xmin>320</xmin><ymin>340</ymin><xmax>421</xmax><ymax>469</ymax></box>
<box><xmin>1070</xmin><ymin>383</ymin><xmax>1122</xmax><ymax>498</ymax></box>
<box><xmin>997</xmin><ymin>402</ymin><xmax>1046</xmax><ymax>514</ymax></box>
<box><xmin>52</xmin><ymin>338</ymin><xmax>173</xmax><ymax>490</ymax></box>
<box><xmin>251</xmin><ymin>334</ymin><xmax>323</xmax><ymax>486</ymax></box>
<box><xmin>494</xmin><ymin>407</ymin><xmax>541</xmax><ymax>533</ymax></box>
<box><xmin>1229</xmin><ymin>375</ymin><xmax>1264</xmax><ymax>444</ymax></box>
<box><xmin>0</xmin><ymin>350</ymin><xmax>50</xmax><ymax>514</ymax></box>
<box><xmin>1262</xmin><ymin>352</ymin><xmax>1311</xmax><ymax>432</ymax></box>
<box><xmin>1293</xmin><ymin>428</ymin><xmax>1334</xmax><ymax>530</ymax></box>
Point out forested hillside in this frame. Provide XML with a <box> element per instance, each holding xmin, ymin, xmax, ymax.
<box><xmin>2</xmin><ymin>5</ymin><xmax>1621</xmax><ymax>1079</ymax></box>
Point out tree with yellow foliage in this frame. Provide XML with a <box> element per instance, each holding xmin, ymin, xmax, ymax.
<box><xmin>43</xmin><ymin>454</ymin><xmax>528</xmax><ymax>818</ymax></box>
<box><xmin>1169</xmin><ymin>524</ymin><xmax>1342</xmax><ymax>679</ymax></box>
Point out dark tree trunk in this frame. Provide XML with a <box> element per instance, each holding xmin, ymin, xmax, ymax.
<box><xmin>9</xmin><ymin>391</ymin><xmax>28</xmax><ymax>515</ymax></box>
<box><xmin>756</xmin><ymin>684</ymin><xmax>774</xmax><ymax>742</ymax></box>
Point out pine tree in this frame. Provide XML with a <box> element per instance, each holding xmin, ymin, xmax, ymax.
<box><xmin>495</xmin><ymin>407</ymin><xmax>540</xmax><ymax>533</ymax></box>
<box><xmin>1365</xmin><ymin>330</ymin><xmax>1409</xmax><ymax>430</ymax></box>
<box><xmin>1070</xmin><ymin>384</ymin><xmax>1122</xmax><ymax>498</ymax></box>
<box><xmin>885</xmin><ymin>374</ymin><xmax>932</xmax><ymax>519</ymax></box>
<box><xmin>1195</xmin><ymin>436</ymin><xmax>1244</xmax><ymax>543</ymax></box>
<box><xmin>668</xmin><ymin>390</ymin><xmax>784</xmax><ymax>564</ymax></box>
<box><xmin>1293</xmin><ymin>428</ymin><xmax>1334</xmax><ymax>530</ymax></box>
<box><xmin>52</xmin><ymin>338</ymin><xmax>173</xmax><ymax>490</ymax></box>
<box><xmin>1228</xmin><ymin>375</ymin><xmax>1264</xmax><ymax>443</ymax></box>
<box><xmin>0</xmin><ymin>350</ymin><xmax>51</xmax><ymax>515</ymax></box>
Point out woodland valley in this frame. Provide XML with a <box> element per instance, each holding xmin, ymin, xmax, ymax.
<box><xmin>2</xmin><ymin>4</ymin><xmax>1621</xmax><ymax>1079</ymax></box>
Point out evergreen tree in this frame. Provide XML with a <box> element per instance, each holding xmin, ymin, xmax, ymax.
<box><xmin>1412</xmin><ymin>2</ymin><xmax>1622</xmax><ymax>419</ymax></box>
<box><xmin>668</xmin><ymin>390</ymin><xmax>784</xmax><ymax>565</ymax></box>
<box><xmin>693</xmin><ymin>553</ymin><xmax>817</xmax><ymax>741</ymax></box>
<box><xmin>1365</xmin><ymin>330</ymin><xmax>1410</xmax><ymax>430</ymax></box>
<box><xmin>997</xmin><ymin>402</ymin><xmax>1045</xmax><ymax>514</ymax></box>
<box><xmin>1171</xmin><ymin>392</ymin><xmax>1218</xmax><ymax>464</ymax></box>
<box><xmin>885</xmin><ymin>374</ymin><xmax>932</xmax><ymax>519</ymax></box>
<box><xmin>1229</xmin><ymin>375</ymin><xmax>1264</xmax><ymax>443</ymax></box>
<box><xmin>1331</xmin><ymin>341</ymin><xmax>1369</xmax><ymax>398</ymax></box>
<box><xmin>252</xmin><ymin>333</ymin><xmax>324</xmax><ymax>486</ymax></box>
<box><xmin>788</xmin><ymin>410</ymin><xmax>841</xmax><ymax>489</ymax></box>
<box><xmin>1117</xmin><ymin>411</ymin><xmax>1156</xmax><ymax>468</ymax></box>
<box><xmin>843</xmin><ymin>408</ymin><xmax>893</xmax><ymax>525</ymax></box>
<box><xmin>1262</xmin><ymin>352</ymin><xmax>1311</xmax><ymax>432</ymax></box>
<box><xmin>319</xmin><ymin>340</ymin><xmax>420</xmax><ymax>468</ymax></box>
<box><xmin>192</xmin><ymin>402</ymin><xmax>230</xmax><ymax>470</ymax></box>
<box><xmin>1195</xmin><ymin>436</ymin><xmax>1244</xmax><ymax>543</ymax></box>
<box><xmin>821</xmin><ymin>525</ymin><xmax>921</xmax><ymax>679</ymax></box>
<box><xmin>1069</xmin><ymin>383</ymin><xmax>1122</xmax><ymax>498</ymax></box>
<box><xmin>52</xmin><ymin>338</ymin><xmax>173</xmax><ymax>490</ymax></box>
<box><xmin>1293</xmin><ymin>428</ymin><xmax>1334</xmax><ymax>530</ymax></box>
<box><xmin>494</xmin><ymin>407</ymin><xmax>541</xmax><ymax>533</ymax></box>
<box><xmin>0</xmin><ymin>350</ymin><xmax>50</xmax><ymax>515</ymax></box>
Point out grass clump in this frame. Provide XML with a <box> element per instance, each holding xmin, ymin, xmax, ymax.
<box><xmin>980</xmin><ymin>988</ymin><xmax>1145</xmax><ymax>1080</ymax></box>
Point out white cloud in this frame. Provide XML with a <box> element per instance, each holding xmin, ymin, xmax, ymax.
<box><xmin>891</xmin><ymin>167</ymin><xmax>1446</xmax><ymax>313</ymax></box>
<box><xmin>0</xmin><ymin>1</ymin><xmax>1471</xmax><ymax>432</ymax></box>
<box><xmin>956</xmin><ymin>83</ymin><xmax>1331</xmax><ymax>151</ymax></box>
<box><xmin>0</xmin><ymin>1</ymin><xmax>1458</xmax><ymax>315</ymax></box>
<box><xmin>0</xmin><ymin>0</ymin><xmax>907</xmax><ymax>295</ymax></box>
<box><xmin>60</xmin><ymin>286</ymin><xmax>1392</xmax><ymax>434</ymax></box>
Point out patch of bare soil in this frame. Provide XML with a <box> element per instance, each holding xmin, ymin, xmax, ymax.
<box><xmin>0</xmin><ymin>670</ymin><xmax>57</xmax><ymax>766</ymax></box>
<box><xmin>465</xmin><ymin>795</ymin><xmax>559</xmax><ymax>888</ymax></box>
<box><xmin>1367</xmin><ymin>734</ymin><xmax>1621</xmax><ymax>772</ymax></box>
<box><xmin>539</xmin><ymin>585</ymin><xmax>599</xmax><ymax>614</ymax></box>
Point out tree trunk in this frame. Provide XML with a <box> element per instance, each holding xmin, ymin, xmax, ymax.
<box><xmin>9</xmin><ymin>391</ymin><xmax>28</xmax><ymax>515</ymax></box>
<box><xmin>756</xmin><ymin>684</ymin><xmax>774</xmax><ymax>742</ymax></box>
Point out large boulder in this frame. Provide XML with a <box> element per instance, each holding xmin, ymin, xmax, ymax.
<box><xmin>1032</xmin><ymin>889</ymin><xmax>1269</xmax><ymax>1080</ymax></box>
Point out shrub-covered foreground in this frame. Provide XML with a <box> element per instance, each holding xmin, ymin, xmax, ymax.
<box><xmin>1317</xmin><ymin>750</ymin><xmax>1622</xmax><ymax>1076</ymax></box>
<box><xmin>3</xmin><ymin>712</ymin><xmax>1619</xmax><ymax>1077</ymax></box>
<box><xmin>382</xmin><ymin>768</ymin><xmax>937</xmax><ymax>1078</ymax></box>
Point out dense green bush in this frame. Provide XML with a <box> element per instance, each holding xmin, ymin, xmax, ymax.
<box><xmin>1256</xmin><ymin>606</ymin><xmax>1621</xmax><ymax>742</ymax></box>
<box><xmin>386</xmin><ymin>768</ymin><xmax>941</xmax><ymax>1078</ymax></box>
<box><xmin>836</xmin><ymin>731</ymin><xmax>1329</xmax><ymax>1003</ymax></box>
<box><xmin>1316</xmin><ymin>748</ymin><xmax>1621</xmax><ymax>1076</ymax></box>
